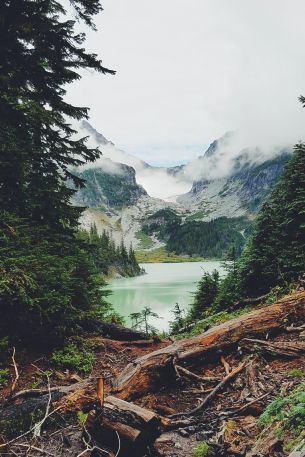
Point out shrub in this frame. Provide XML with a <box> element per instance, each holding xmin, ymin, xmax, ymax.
<box><xmin>51</xmin><ymin>342</ymin><xmax>95</xmax><ymax>374</ymax></box>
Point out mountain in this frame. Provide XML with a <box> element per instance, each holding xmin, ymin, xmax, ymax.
<box><xmin>73</xmin><ymin>122</ymin><xmax>292</xmax><ymax>253</ymax></box>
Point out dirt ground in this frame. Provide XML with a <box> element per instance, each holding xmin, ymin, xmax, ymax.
<box><xmin>0</xmin><ymin>330</ymin><xmax>305</xmax><ymax>456</ymax></box>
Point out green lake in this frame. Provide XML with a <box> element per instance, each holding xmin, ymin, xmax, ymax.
<box><xmin>107</xmin><ymin>261</ymin><xmax>226</xmax><ymax>331</ymax></box>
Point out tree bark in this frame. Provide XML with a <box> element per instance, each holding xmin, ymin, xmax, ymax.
<box><xmin>113</xmin><ymin>292</ymin><xmax>305</xmax><ymax>400</ymax></box>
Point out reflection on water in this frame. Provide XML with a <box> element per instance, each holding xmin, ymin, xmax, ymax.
<box><xmin>106</xmin><ymin>261</ymin><xmax>225</xmax><ymax>331</ymax></box>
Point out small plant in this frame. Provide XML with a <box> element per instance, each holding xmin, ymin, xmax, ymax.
<box><xmin>51</xmin><ymin>342</ymin><xmax>94</xmax><ymax>374</ymax></box>
<box><xmin>77</xmin><ymin>411</ymin><xmax>88</xmax><ymax>425</ymax></box>
<box><xmin>0</xmin><ymin>368</ymin><xmax>9</xmax><ymax>388</ymax></box>
<box><xmin>193</xmin><ymin>441</ymin><xmax>210</xmax><ymax>457</ymax></box>
<box><xmin>288</xmin><ymin>368</ymin><xmax>305</xmax><ymax>378</ymax></box>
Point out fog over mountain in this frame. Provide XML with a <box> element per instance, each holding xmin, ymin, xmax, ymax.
<box><xmin>77</xmin><ymin>121</ymin><xmax>291</xmax><ymax>203</ymax></box>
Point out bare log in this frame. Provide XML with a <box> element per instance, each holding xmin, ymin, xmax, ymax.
<box><xmin>88</xmin><ymin>395</ymin><xmax>161</xmax><ymax>456</ymax></box>
<box><xmin>82</xmin><ymin>318</ymin><xmax>149</xmax><ymax>341</ymax></box>
<box><xmin>113</xmin><ymin>292</ymin><xmax>305</xmax><ymax>400</ymax></box>
<box><xmin>239</xmin><ymin>338</ymin><xmax>305</xmax><ymax>358</ymax></box>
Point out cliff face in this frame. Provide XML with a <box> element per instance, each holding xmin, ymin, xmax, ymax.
<box><xmin>73</xmin><ymin>164</ymin><xmax>147</xmax><ymax>209</ymax></box>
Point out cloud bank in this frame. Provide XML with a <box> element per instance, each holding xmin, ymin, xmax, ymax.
<box><xmin>65</xmin><ymin>0</ymin><xmax>305</xmax><ymax>167</ymax></box>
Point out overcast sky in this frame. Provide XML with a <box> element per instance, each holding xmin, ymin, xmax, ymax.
<box><xmin>66</xmin><ymin>0</ymin><xmax>305</xmax><ymax>166</ymax></box>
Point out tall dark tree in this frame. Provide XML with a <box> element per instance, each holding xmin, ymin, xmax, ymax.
<box><xmin>0</xmin><ymin>1</ymin><xmax>115</xmax><ymax>346</ymax></box>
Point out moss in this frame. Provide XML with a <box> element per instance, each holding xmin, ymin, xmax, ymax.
<box><xmin>193</xmin><ymin>441</ymin><xmax>210</xmax><ymax>457</ymax></box>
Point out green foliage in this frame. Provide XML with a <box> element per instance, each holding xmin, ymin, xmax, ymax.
<box><xmin>288</xmin><ymin>369</ymin><xmax>305</xmax><ymax>378</ymax></box>
<box><xmin>136</xmin><ymin>247</ymin><xmax>205</xmax><ymax>263</ymax></box>
<box><xmin>0</xmin><ymin>213</ymin><xmax>110</xmax><ymax>346</ymax></box>
<box><xmin>0</xmin><ymin>369</ymin><xmax>9</xmax><ymax>388</ymax></box>
<box><xmin>77</xmin><ymin>411</ymin><xmax>88</xmax><ymax>425</ymax></box>
<box><xmin>207</xmin><ymin>137</ymin><xmax>305</xmax><ymax>311</ymax></box>
<box><xmin>169</xmin><ymin>303</ymin><xmax>185</xmax><ymax>333</ymax></box>
<box><xmin>190</xmin><ymin>270</ymin><xmax>220</xmax><ymax>319</ymax></box>
<box><xmin>135</xmin><ymin>231</ymin><xmax>154</xmax><ymax>249</ymax></box>
<box><xmin>78</xmin><ymin>224</ymin><xmax>141</xmax><ymax>278</ymax></box>
<box><xmin>259</xmin><ymin>383</ymin><xmax>305</xmax><ymax>440</ymax></box>
<box><xmin>130</xmin><ymin>307</ymin><xmax>161</xmax><ymax>336</ymax></box>
<box><xmin>51</xmin><ymin>341</ymin><xmax>95</xmax><ymax>374</ymax></box>
<box><xmin>193</xmin><ymin>441</ymin><xmax>210</xmax><ymax>457</ymax></box>
<box><xmin>0</xmin><ymin>1</ymin><xmax>115</xmax><ymax>348</ymax></box>
<box><xmin>167</xmin><ymin>217</ymin><xmax>249</xmax><ymax>259</ymax></box>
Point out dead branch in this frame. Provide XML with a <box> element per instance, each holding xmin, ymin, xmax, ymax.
<box><xmin>285</xmin><ymin>324</ymin><xmax>305</xmax><ymax>333</ymax></box>
<box><xmin>221</xmin><ymin>392</ymin><xmax>270</xmax><ymax>417</ymax></box>
<box><xmin>10</xmin><ymin>347</ymin><xmax>19</xmax><ymax>394</ymax></box>
<box><xmin>170</xmin><ymin>362</ymin><xmax>246</xmax><ymax>418</ymax></box>
<box><xmin>175</xmin><ymin>365</ymin><xmax>222</xmax><ymax>383</ymax></box>
<box><xmin>12</xmin><ymin>443</ymin><xmax>56</xmax><ymax>456</ymax></box>
<box><xmin>220</xmin><ymin>355</ymin><xmax>231</xmax><ymax>375</ymax></box>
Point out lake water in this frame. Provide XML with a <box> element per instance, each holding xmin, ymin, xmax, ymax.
<box><xmin>106</xmin><ymin>261</ymin><xmax>225</xmax><ymax>331</ymax></box>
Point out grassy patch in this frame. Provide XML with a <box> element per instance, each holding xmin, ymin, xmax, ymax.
<box><xmin>288</xmin><ymin>369</ymin><xmax>305</xmax><ymax>378</ymax></box>
<box><xmin>135</xmin><ymin>231</ymin><xmax>154</xmax><ymax>249</ymax></box>
<box><xmin>136</xmin><ymin>247</ymin><xmax>207</xmax><ymax>263</ymax></box>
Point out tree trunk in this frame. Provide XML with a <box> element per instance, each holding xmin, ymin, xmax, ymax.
<box><xmin>113</xmin><ymin>292</ymin><xmax>305</xmax><ymax>400</ymax></box>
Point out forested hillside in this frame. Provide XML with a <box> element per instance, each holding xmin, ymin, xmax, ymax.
<box><xmin>175</xmin><ymin>123</ymin><xmax>305</xmax><ymax>324</ymax></box>
<box><xmin>143</xmin><ymin>209</ymin><xmax>252</xmax><ymax>258</ymax></box>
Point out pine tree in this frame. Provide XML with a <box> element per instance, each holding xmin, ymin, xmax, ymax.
<box><xmin>0</xmin><ymin>1</ymin><xmax>115</xmax><ymax>346</ymax></box>
<box><xmin>190</xmin><ymin>270</ymin><xmax>220</xmax><ymax>318</ymax></box>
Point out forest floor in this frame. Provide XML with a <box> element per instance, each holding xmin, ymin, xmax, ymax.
<box><xmin>1</xmin><ymin>297</ymin><xmax>305</xmax><ymax>457</ymax></box>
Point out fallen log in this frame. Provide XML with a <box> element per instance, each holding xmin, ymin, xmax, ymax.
<box><xmin>113</xmin><ymin>292</ymin><xmax>305</xmax><ymax>400</ymax></box>
<box><xmin>239</xmin><ymin>338</ymin><xmax>305</xmax><ymax>358</ymax></box>
<box><xmin>82</xmin><ymin>318</ymin><xmax>149</xmax><ymax>341</ymax></box>
<box><xmin>88</xmin><ymin>395</ymin><xmax>161</xmax><ymax>456</ymax></box>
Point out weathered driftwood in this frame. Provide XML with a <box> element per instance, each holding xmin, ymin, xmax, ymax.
<box><xmin>82</xmin><ymin>318</ymin><xmax>149</xmax><ymax>341</ymax></box>
<box><xmin>113</xmin><ymin>292</ymin><xmax>305</xmax><ymax>400</ymax></box>
<box><xmin>239</xmin><ymin>337</ymin><xmax>305</xmax><ymax>358</ymax></box>
<box><xmin>88</xmin><ymin>395</ymin><xmax>161</xmax><ymax>456</ymax></box>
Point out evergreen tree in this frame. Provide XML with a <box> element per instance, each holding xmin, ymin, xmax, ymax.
<box><xmin>0</xmin><ymin>1</ymin><xmax>115</xmax><ymax>346</ymax></box>
<box><xmin>190</xmin><ymin>270</ymin><xmax>220</xmax><ymax>319</ymax></box>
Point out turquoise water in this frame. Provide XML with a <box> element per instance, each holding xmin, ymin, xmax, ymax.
<box><xmin>106</xmin><ymin>261</ymin><xmax>225</xmax><ymax>331</ymax></box>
